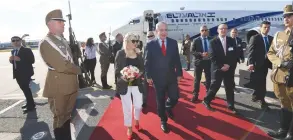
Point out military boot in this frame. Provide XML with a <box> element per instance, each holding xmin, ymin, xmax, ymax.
<box><xmin>101</xmin><ymin>76</ymin><xmax>112</xmax><ymax>89</ymax></box>
<box><xmin>53</xmin><ymin>127</ymin><xmax>63</xmax><ymax>140</ymax></box>
<box><xmin>62</xmin><ymin>119</ymin><xmax>72</xmax><ymax>140</ymax></box>
<box><xmin>267</xmin><ymin>108</ymin><xmax>292</xmax><ymax>139</ymax></box>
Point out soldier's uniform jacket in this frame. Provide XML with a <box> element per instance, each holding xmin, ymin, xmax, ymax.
<box><xmin>183</xmin><ymin>39</ymin><xmax>191</xmax><ymax>55</ymax></box>
<box><xmin>39</xmin><ymin>33</ymin><xmax>81</xmax><ymax>97</ymax></box>
<box><xmin>267</xmin><ymin>29</ymin><xmax>292</xmax><ymax>84</ymax></box>
<box><xmin>98</xmin><ymin>42</ymin><xmax>112</xmax><ymax>64</ymax></box>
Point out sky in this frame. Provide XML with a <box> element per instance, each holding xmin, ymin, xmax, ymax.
<box><xmin>0</xmin><ymin>0</ymin><xmax>292</xmax><ymax>43</ymax></box>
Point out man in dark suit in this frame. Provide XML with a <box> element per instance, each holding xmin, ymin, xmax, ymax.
<box><xmin>144</xmin><ymin>21</ymin><xmax>182</xmax><ymax>133</ymax></box>
<box><xmin>112</xmin><ymin>33</ymin><xmax>123</xmax><ymax>86</ymax></box>
<box><xmin>202</xmin><ymin>24</ymin><xmax>238</xmax><ymax>113</ymax></box>
<box><xmin>230</xmin><ymin>28</ymin><xmax>245</xmax><ymax>93</ymax></box>
<box><xmin>190</xmin><ymin>25</ymin><xmax>212</xmax><ymax>102</ymax></box>
<box><xmin>9</xmin><ymin>36</ymin><xmax>35</xmax><ymax>113</ymax></box>
<box><xmin>247</xmin><ymin>21</ymin><xmax>272</xmax><ymax>110</ymax></box>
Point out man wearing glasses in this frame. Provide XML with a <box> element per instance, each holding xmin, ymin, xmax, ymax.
<box><xmin>9</xmin><ymin>36</ymin><xmax>35</xmax><ymax>114</ymax></box>
<box><xmin>202</xmin><ymin>24</ymin><xmax>238</xmax><ymax>114</ymax></box>
<box><xmin>190</xmin><ymin>25</ymin><xmax>212</xmax><ymax>102</ymax></box>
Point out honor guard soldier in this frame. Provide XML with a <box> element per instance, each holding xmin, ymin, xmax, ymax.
<box><xmin>267</xmin><ymin>5</ymin><xmax>293</xmax><ymax>140</ymax></box>
<box><xmin>182</xmin><ymin>34</ymin><xmax>191</xmax><ymax>70</ymax></box>
<box><xmin>39</xmin><ymin>9</ymin><xmax>81</xmax><ymax>140</ymax></box>
<box><xmin>98</xmin><ymin>32</ymin><xmax>112</xmax><ymax>89</ymax></box>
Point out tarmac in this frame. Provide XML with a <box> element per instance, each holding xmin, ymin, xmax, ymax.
<box><xmin>0</xmin><ymin>49</ymin><xmax>281</xmax><ymax>140</ymax></box>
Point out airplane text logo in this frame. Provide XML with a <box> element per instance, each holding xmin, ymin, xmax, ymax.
<box><xmin>166</xmin><ymin>12</ymin><xmax>216</xmax><ymax>18</ymax></box>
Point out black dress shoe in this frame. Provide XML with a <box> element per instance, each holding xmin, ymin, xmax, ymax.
<box><xmin>228</xmin><ymin>106</ymin><xmax>237</xmax><ymax>114</ymax></box>
<box><xmin>202</xmin><ymin>100</ymin><xmax>215</xmax><ymax>111</ymax></box>
<box><xmin>190</xmin><ymin>95</ymin><xmax>198</xmax><ymax>103</ymax></box>
<box><xmin>161</xmin><ymin>123</ymin><xmax>169</xmax><ymax>133</ymax></box>
<box><xmin>103</xmin><ymin>85</ymin><xmax>112</xmax><ymax>89</ymax></box>
<box><xmin>21</xmin><ymin>104</ymin><xmax>27</xmax><ymax>109</ymax></box>
<box><xmin>167</xmin><ymin>109</ymin><xmax>174</xmax><ymax>119</ymax></box>
<box><xmin>267</xmin><ymin>129</ymin><xmax>288</xmax><ymax>139</ymax></box>
<box><xmin>23</xmin><ymin>107</ymin><xmax>36</xmax><ymax>114</ymax></box>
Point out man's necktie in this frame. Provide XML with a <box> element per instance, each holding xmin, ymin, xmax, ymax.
<box><xmin>162</xmin><ymin>40</ymin><xmax>166</xmax><ymax>56</ymax></box>
<box><xmin>264</xmin><ymin>36</ymin><xmax>270</xmax><ymax>53</ymax></box>
<box><xmin>204</xmin><ymin>38</ymin><xmax>208</xmax><ymax>52</ymax></box>
<box><xmin>14</xmin><ymin>49</ymin><xmax>18</xmax><ymax>69</ymax></box>
<box><xmin>222</xmin><ymin>38</ymin><xmax>226</xmax><ymax>55</ymax></box>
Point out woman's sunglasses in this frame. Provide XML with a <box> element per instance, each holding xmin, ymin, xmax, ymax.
<box><xmin>147</xmin><ymin>35</ymin><xmax>154</xmax><ymax>38</ymax></box>
<box><xmin>131</xmin><ymin>40</ymin><xmax>139</xmax><ymax>44</ymax></box>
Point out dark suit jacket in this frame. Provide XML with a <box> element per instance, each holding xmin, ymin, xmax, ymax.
<box><xmin>112</xmin><ymin>41</ymin><xmax>122</xmax><ymax>59</ymax></box>
<box><xmin>10</xmin><ymin>47</ymin><xmax>35</xmax><ymax>79</ymax></box>
<box><xmin>115</xmin><ymin>50</ymin><xmax>144</xmax><ymax>95</ymax></box>
<box><xmin>209</xmin><ymin>36</ymin><xmax>238</xmax><ymax>71</ymax></box>
<box><xmin>233</xmin><ymin>37</ymin><xmax>245</xmax><ymax>63</ymax></box>
<box><xmin>144</xmin><ymin>37</ymin><xmax>182</xmax><ymax>86</ymax></box>
<box><xmin>247</xmin><ymin>34</ymin><xmax>273</xmax><ymax>69</ymax></box>
<box><xmin>190</xmin><ymin>36</ymin><xmax>212</xmax><ymax>66</ymax></box>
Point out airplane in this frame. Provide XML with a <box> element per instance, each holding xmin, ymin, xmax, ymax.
<box><xmin>112</xmin><ymin>9</ymin><xmax>284</xmax><ymax>47</ymax></box>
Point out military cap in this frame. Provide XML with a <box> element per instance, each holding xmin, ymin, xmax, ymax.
<box><xmin>45</xmin><ymin>9</ymin><xmax>66</xmax><ymax>24</ymax></box>
<box><xmin>99</xmin><ymin>32</ymin><xmax>106</xmax><ymax>38</ymax></box>
<box><xmin>11</xmin><ymin>36</ymin><xmax>21</xmax><ymax>41</ymax></box>
<box><xmin>283</xmin><ymin>5</ymin><xmax>293</xmax><ymax>17</ymax></box>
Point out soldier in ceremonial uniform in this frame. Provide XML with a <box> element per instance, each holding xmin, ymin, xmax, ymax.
<box><xmin>182</xmin><ymin>34</ymin><xmax>191</xmax><ymax>70</ymax></box>
<box><xmin>267</xmin><ymin>5</ymin><xmax>293</xmax><ymax>140</ymax></box>
<box><xmin>39</xmin><ymin>9</ymin><xmax>81</xmax><ymax>140</ymax></box>
<box><xmin>98</xmin><ymin>32</ymin><xmax>112</xmax><ymax>89</ymax></box>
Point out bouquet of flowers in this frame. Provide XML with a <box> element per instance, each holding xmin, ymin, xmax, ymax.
<box><xmin>120</xmin><ymin>65</ymin><xmax>140</xmax><ymax>86</ymax></box>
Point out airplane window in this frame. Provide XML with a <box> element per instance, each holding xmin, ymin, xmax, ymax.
<box><xmin>225</xmin><ymin>18</ymin><xmax>227</xmax><ymax>21</ymax></box>
<box><xmin>194</xmin><ymin>19</ymin><xmax>196</xmax><ymax>22</ymax></box>
<box><xmin>181</xmin><ymin>19</ymin><xmax>183</xmax><ymax>22</ymax></box>
<box><xmin>217</xmin><ymin>18</ymin><xmax>219</xmax><ymax>21</ymax></box>
<box><xmin>264</xmin><ymin>18</ymin><xmax>267</xmax><ymax>21</ymax></box>
<box><xmin>203</xmin><ymin>18</ymin><xmax>205</xmax><ymax>22</ymax></box>
<box><xmin>171</xmin><ymin>19</ymin><xmax>174</xmax><ymax>23</ymax></box>
<box><xmin>176</xmin><ymin>19</ymin><xmax>179</xmax><ymax>22</ymax></box>
<box><xmin>185</xmin><ymin>19</ymin><xmax>188</xmax><ymax>22</ymax></box>
<box><xmin>220</xmin><ymin>18</ymin><xmax>223</xmax><ymax>21</ymax></box>
<box><xmin>189</xmin><ymin>19</ymin><xmax>192</xmax><ymax>22</ymax></box>
<box><xmin>198</xmin><ymin>18</ymin><xmax>201</xmax><ymax>22</ymax></box>
<box><xmin>275</xmin><ymin>18</ymin><xmax>277</xmax><ymax>21</ymax></box>
<box><xmin>207</xmin><ymin>18</ymin><xmax>210</xmax><ymax>22</ymax></box>
<box><xmin>212</xmin><ymin>18</ymin><xmax>214</xmax><ymax>21</ymax></box>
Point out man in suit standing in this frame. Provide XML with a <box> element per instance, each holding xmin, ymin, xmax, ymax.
<box><xmin>112</xmin><ymin>33</ymin><xmax>123</xmax><ymax>85</ymax></box>
<box><xmin>9</xmin><ymin>36</ymin><xmax>35</xmax><ymax>113</ymax></box>
<box><xmin>230</xmin><ymin>28</ymin><xmax>245</xmax><ymax>93</ymax></box>
<box><xmin>202</xmin><ymin>24</ymin><xmax>238</xmax><ymax>113</ymax></box>
<box><xmin>98</xmin><ymin>32</ymin><xmax>112</xmax><ymax>89</ymax></box>
<box><xmin>144</xmin><ymin>21</ymin><xmax>182</xmax><ymax>133</ymax></box>
<box><xmin>190</xmin><ymin>25</ymin><xmax>212</xmax><ymax>102</ymax></box>
<box><xmin>39</xmin><ymin>9</ymin><xmax>81</xmax><ymax>140</ymax></box>
<box><xmin>247</xmin><ymin>21</ymin><xmax>272</xmax><ymax>110</ymax></box>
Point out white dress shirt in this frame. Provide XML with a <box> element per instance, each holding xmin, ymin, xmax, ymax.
<box><xmin>85</xmin><ymin>45</ymin><xmax>97</xmax><ymax>59</ymax></box>
<box><xmin>219</xmin><ymin>36</ymin><xmax>227</xmax><ymax>55</ymax></box>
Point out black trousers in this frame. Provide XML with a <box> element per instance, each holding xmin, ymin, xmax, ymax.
<box><xmin>153</xmin><ymin>80</ymin><xmax>179</xmax><ymax>123</ymax></box>
<box><xmin>85</xmin><ymin>58</ymin><xmax>97</xmax><ymax>81</ymax></box>
<box><xmin>204</xmin><ymin>68</ymin><xmax>235</xmax><ymax>107</ymax></box>
<box><xmin>142</xmin><ymin>74</ymin><xmax>149</xmax><ymax>104</ymax></box>
<box><xmin>251</xmin><ymin>65</ymin><xmax>268</xmax><ymax>101</ymax></box>
<box><xmin>193</xmin><ymin>62</ymin><xmax>211</xmax><ymax>95</ymax></box>
<box><xmin>16</xmin><ymin>75</ymin><xmax>35</xmax><ymax>107</ymax></box>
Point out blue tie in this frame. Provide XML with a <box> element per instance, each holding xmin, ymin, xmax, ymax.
<box><xmin>264</xmin><ymin>36</ymin><xmax>269</xmax><ymax>53</ymax></box>
<box><xmin>204</xmin><ymin>38</ymin><xmax>208</xmax><ymax>52</ymax></box>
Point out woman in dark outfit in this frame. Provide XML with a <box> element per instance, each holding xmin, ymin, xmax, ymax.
<box><xmin>115</xmin><ymin>33</ymin><xmax>144</xmax><ymax>140</ymax></box>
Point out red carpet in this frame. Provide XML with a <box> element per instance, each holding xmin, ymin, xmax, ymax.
<box><xmin>90</xmin><ymin>70</ymin><xmax>272</xmax><ymax>140</ymax></box>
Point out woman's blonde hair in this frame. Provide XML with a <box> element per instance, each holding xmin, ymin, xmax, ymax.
<box><xmin>123</xmin><ymin>32</ymin><xmax>138</xmax><ymax>56</ymax></box>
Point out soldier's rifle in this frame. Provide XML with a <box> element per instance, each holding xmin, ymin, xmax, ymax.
<box><xmin>285</xmin><ymin>27</ymin><xmax>293</xmax><ymax>87</ymax></box>
<box><xmin>67</xmin><ymin>0</ymin><xmax>91</xmax><ymax>88</ymax></box>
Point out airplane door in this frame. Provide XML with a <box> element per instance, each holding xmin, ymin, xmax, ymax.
<box><xmin>143</xmin><ymin>10</ymin><xmax>154</xmax><ymax>32</ymax></box>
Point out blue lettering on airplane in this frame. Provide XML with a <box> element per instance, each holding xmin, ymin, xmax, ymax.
<box><xmin>166</xmin><ymin>12</ymin><xmax>215</xmax><ymax>18</ymax></box>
